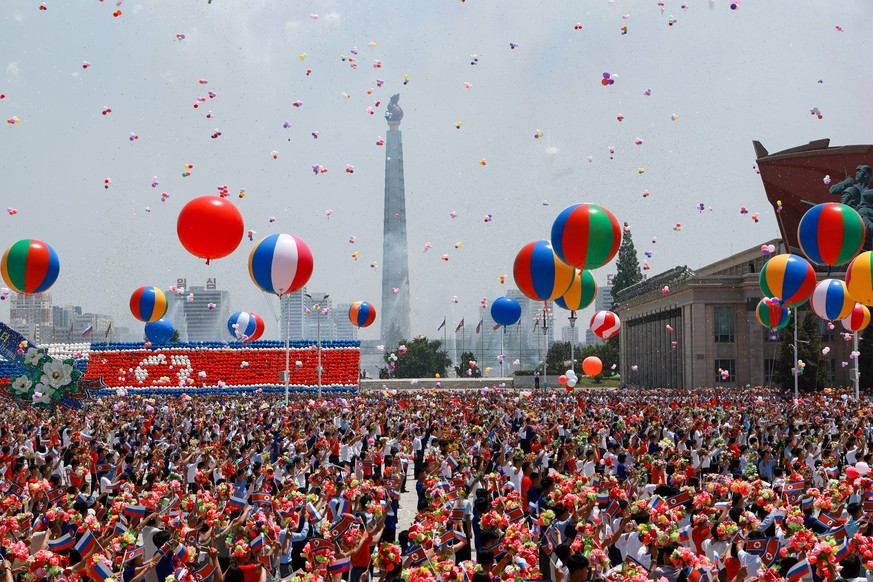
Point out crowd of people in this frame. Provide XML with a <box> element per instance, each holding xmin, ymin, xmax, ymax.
<box><xmin>0</xmin><ymin>386</ymin><xmax>872</xmax><ymax>582</ymax></box>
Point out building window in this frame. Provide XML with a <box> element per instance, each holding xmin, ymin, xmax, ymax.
<box><xmin>715</xmin><ymin>359</ymin><xmax>736</xmax><ymax>383</ymax></box>
<box><xmin>714</xmin><ymin>307</ymin><xmax>735</xmax><ymax>343</ymax></box>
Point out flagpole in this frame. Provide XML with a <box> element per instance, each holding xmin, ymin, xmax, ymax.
<box><xmin>479</xmin><ymin>319</ymin><xmax>484</xmax><ymax>376</ymax></box>
<box><xmin>853</xmin><ymin>331</ymin><xmax>860</xmax><ymax>400</ymax></box>
<box><xmin>501</xmin><ymin>327</ymin><xmax>505</xmax><ymax>377</ymax></box>
<box><xmin>443</xmin><ymin>315</ymin><xmax>447</xmax><ymax>356</ymax></box>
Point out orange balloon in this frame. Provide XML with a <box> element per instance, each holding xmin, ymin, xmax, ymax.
<box><xmin>582</xmin><ymin>356</ymin><xmax>603</xmax><ymax>377</ymax></box>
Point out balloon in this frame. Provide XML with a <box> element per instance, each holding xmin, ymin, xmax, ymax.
<box><xmin>845</xmin><ymin>251</ymin><xmax>873</xmax><ymax>306</ymax></box>
<box><xmin>810</xmin><ymin>279</ymin><xmax>854</xmax><ymax>321</ymax></box>
<box><xmin>249</xmin><ymin>234</ymin><xmax>314</xmax><ymax>296</ymax></box>
<box><xmin>130</xmin><ymin>286</ymin><xmax>168</xmax><ymax>323</ymax></box>
<box><xmin>590</xmin><ymin>310</ymin><xmax>621</xmax><ymax>339</ymax></box>
<box><xmin>513</xmin><ymin>240</ymin><xmax>575</xmax><ymax>301</ymax></box>
<box><xmin>555</xmin><ymin>269</ymin><xmax>598</xmax><ymax>311</ymax></box>
<box><xmin>349</xmin><ymin>301</ymin><xmax>377</xmax><ymax>328</ymax></box>
<box><xmin>759</xmin><ymin>254</ymin><xmax>816</xmax><ymax>307</ymax></box>
<box><xmin>558</xmin><ymin>375</ymin><xmax>568</xmax><ymax>385</ymax></box>
<box><xmin>582</xmin><ymin>356</ymin><xmax>603</xmax><ymax>376</ymax></box>
<box><xmin>840</xmin><ymin>302</ymin><xmax>871</xmax><ymax>332</ymax></box>
<box><xmin>227</xmin><ymin>311</ymin><xmax>266</xmax><ymax>341</ymax></box>
<box><xmin>565</xmin><ymin>384</ymin><xmax>574</xmax><ymax>392</ymax></box>
<box><xmin>798</xmin><ymin>203</ymin><xmax>865</xmax><ymax>267</ymax></box>
<box><xmin>566</xmin><ymin>378</ymin><xmax>576</xmax><ymax>388</ymax></box>
<box><xmin>491</xmin><ymin>296</ymin><xmax>522</xmax><ymax>326</ymax></box>
<box><xmin>144</xmin><ymin>318</ymin><xmax>175</xmax><ymax>345</ymax></box>
<box><xmin>550</xmin><ymin>203</ymin><xmax>622</xmax><ymax>270</ymax></box>
<box><xmin>1</xmin><ymin>239</ymin><xmax>60</xmax><ymax>294</ymax></box>
<box><xmin>846</xmin><ymin>467</ymin><xmax>859</xmax><ymax>480</ymax></box>
<box><xmin>177</xmin><ymin>196</ymin><xmax>244</xmax><ymax>263</ymax></box>
<box><xmin>755</xmin><ymin>298</ymin><xmax>790</xmax><ymax>330</ymax></box>
<box><xmin>855</xmin><ymin>462</ymin><xmax>869</xmax><ymax>476</ymax></box>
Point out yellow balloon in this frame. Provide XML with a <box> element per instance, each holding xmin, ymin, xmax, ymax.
<box><xmin>435</xmin><ymin>373</ymin><xmax>441</xmax><ymax>378</ymax></box>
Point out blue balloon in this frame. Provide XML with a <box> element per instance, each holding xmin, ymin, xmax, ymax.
<box><xmin>144</xmin><ymin>318</ymin><xmax>175</xmax><ymax>345</ymax></box>
<box><xmin>491</xmin><ymin>296</ymin><xmax>522</xmax><ymax>327</ymax></box>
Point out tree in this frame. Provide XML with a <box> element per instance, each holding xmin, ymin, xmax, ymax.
<box><xmin>454</xmin><ymin>351</ymin><xmax>481</xmax><ymax>378</ymax></box>
<box><xmin>386</xmin><ymin>337</ymin><xmax>452</xmax><ymax>378</ymax></box>
<box><xmin>579</xmin><ymin>337</ymin><xmax>620</xmax><ymax>383</ymax></box>
<box><xmin>546</xmin><ymin>341</ymin><xmax>581</xmax><ymax>374</ymax></box>
<box><xmin>169</xmin><ymin>329</ymin><xmax>181</xmax><ymax>343</ymax></box>
<box><xmin>774</xmin><ymin>310</ymin><xmax>829</xmax><ymax>391</ymax></box>
<box><xmin>611</xmin><ymin>223</ymin><xmax>644</xmax><ymax>299</ymax></box>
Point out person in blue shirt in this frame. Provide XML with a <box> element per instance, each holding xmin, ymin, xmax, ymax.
<box><xmin>150</xmin><ymin>531</ymin><xmax>174</xmax><ymax>582</ymax></box>
<box><xmin>279</xmin><ymin>509</ymin><xmax>310</xmax><ymax>578</ymax></box>
<box><xmin>615</xmin><ymin>453</ymin><xmax>629</xmax><ymax>482</ymax></box>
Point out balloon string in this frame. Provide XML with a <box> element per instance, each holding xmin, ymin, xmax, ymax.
<box><xmin>261</xmin><ymin>292</ymin><xmax>280</xmax><ymax>324</ymax></box>
<box><xmin>826</xmin><ymin>266</ymin><xmax>831</xmax><ymax>277</ymax></box>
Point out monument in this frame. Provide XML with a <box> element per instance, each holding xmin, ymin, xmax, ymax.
<box><xmin>380</xmin><ymin>94</ymin><xmax>412</xmax><ymax>349</ymax></box>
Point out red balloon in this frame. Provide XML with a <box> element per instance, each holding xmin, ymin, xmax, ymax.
<box><xmin>582</xmin><ymin>356</ymin><xmax>603</xmax><ymax>376</ymax></box>
<box><xmin>177</xmin><ymin>196</ymin><xmax>244</xmax><ymax>263</ymax></box>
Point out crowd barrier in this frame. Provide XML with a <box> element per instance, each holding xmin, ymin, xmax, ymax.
<box><xmin>0</xmin><ymin>340</ymin><xmax>360</xmax><ymax>396</ymax></box>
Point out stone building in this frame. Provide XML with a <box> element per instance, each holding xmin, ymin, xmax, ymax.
<box><xmin>615</xmin><ymin>239</ymin><xmax>853</xmax><ymax>388</ymax></box>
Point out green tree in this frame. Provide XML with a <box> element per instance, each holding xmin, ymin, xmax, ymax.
<box><xmin>387</xmin><ymin>337</ymin><xmax>452</xmax><ymax>378</ymax></box>
<box><xmin>774</xmin><ymin>310</ymin><xmax>829</xmax><ymax>391</ymax></box>
<box><xmin>454</xmin><ymin>351</ymin><xmax>481</xmax><ymax>378</ymax></box>
<box><xmin>611</xmin><ymin>223</ymin><xmax>644</xmax><ymax>299</ymax></box>
<box><xmin>546</xmin><ymin>341</ymin><xmax>581</xmax><ymax>374</ymax></box>
<box><xmin>169</xmin><ymin>329</ymin><xmax>181</xmax><ymax>343</ymax></box>
<box><xmin>579</xmin><ymin>337</ymin><xmax>619</xmax><ymax>383</ymax></box>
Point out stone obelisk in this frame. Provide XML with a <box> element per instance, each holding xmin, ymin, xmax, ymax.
<box><xmin>380</xmin><ymin>94</ymin><xmax>411</xmax><ymax>350</ymax></box>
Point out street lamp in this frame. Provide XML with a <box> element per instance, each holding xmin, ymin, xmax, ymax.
<box><xmin>305</xmin><ymin>293</ymin><xmax>329</xmax><ymax>398</ymax></box>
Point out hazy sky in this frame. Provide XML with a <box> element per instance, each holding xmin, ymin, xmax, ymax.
<box><xmin>2</xmin><ymin>0</ymin><xmax>872</xmax><ymax>342</ymax></box>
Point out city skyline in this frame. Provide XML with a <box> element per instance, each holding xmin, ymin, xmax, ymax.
<box><xmin>2</xmin><ymin>2</ymin><xmax>872</xmax><ymax>351</ymax></box>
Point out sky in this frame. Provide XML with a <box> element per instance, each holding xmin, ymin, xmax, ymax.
<box><xmin>1</xmin><ymin>0</ymin><xmax>872</xmax><ymax>342</ymax></box>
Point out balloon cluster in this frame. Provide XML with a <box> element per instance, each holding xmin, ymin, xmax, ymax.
<box><xmin>558</xmin><ymin>369</ymin><xmax>578</xmax><ymax>391</ymax></box>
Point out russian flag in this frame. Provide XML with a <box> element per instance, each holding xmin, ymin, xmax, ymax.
<box><xmin>596</xmin><ymin>491</ymin><xmax>610</xmax><ymax>505</ymax></box>
<box><xmin>48</xmin><ymin>533</ymin><xmax>76</xmax><ymax>551</ymax></box>
<box><xmin>786</xmin><ymin>559</ymin><xmax>810</xmax><ymax>582</ymax></box>
<box><xmin>678</xmin><ymin>526</ymin><xmax>691</xmax><ymax>543</ymax></box>
<box><xmin>306</xmin><ymin>502</ymin><xmax>322</xmax><ymax>522</ymax></box>
<box><xmin>82</xmin><ymin>325</ymin><xmax>94</xmax><ymax>338</ymax></box>
<box><xmin>800</xmin><ymin>497</ymin><xmax>814</xmax><ymax>511</ymax></box>
<box><xmin>174</xmin><ymin>544</ymin><xmax>187</xmax><ymax>561</ymax></box>
<box><xmin>226</xmin><ymin>496</ymin><xmax>246</xmax><ymax>512</ymax></box>
<box><xmin>93</xmin><ymin>560</ymin><xmax>115</xmax><ymax>582</ymax></box>
<box><xmin>250</xmin><ymin>535</ymin><xmax>264</xmax><ymax>553</ymax></box>
<box><xmin>824</xmin><ymin>466</ymin><xmax>839</xmax><ymax>479</ymax></box>
<box><xmin>454</xmin><ymin>530</ymin><xmax>468</xmax><ymax>543</ymax></box>
<box><xmin>833</xmin><ymin>538</ymin><xmax>849</xmax><ymax>562</ymax></box>
<box><xmin>328</xmin><ymin>557</ymin><xmax>351</xmax><ymax>574</ymax></box>
<box><xmin>649</xmin><ymin>496</ymin><xmax>665</xmax><ymax>511</ymax></box>
<box><xmin>446</xmin><ymin>456</ymin><xmax>459</xmax><ymax>471</ymax></box>
<box><xmin>123</xmin><ymin>504</ymin><xmax>146</xmax><ymax>518</ymax></box>
<box><xmin>75</xmin><ymin>530</ymin><xmax>97</xmax><ymax>555</ymax></box>
<box><xmin>105</xmin><ymin>480</ymin><xmax>122</xmax><ymax>492</ymax></box>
